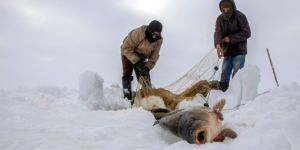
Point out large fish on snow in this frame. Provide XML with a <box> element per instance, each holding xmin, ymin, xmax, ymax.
<box><xmin>154</xmin><ymin>99</ymin><xmax>237</xmax><ymax>144</ymax></box>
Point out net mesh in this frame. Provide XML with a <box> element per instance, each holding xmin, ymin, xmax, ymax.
<box><xmin>134</xmin><ymin>49</ymin><xmax>221</xmax><ymax>110</ymax></box>
<box><xmin>164</xmin><ymin>49</ymin><xmax>220</xmax><ymax>94</ymax></box>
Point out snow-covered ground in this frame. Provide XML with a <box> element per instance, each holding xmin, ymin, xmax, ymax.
<box><xmin>0</xmin><ymin>67</ymin><xmax>299</xmax><ymax>150</ymax></box>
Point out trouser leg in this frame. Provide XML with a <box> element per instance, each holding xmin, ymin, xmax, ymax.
<box><xmin>121</xmin><ymin>55</ymin><xmax>134</xmax><ymax>100</ymax></box>
<box><xmin>220</xmin><ymin>57</ymin><xmax>233</xmax><ymax>91</ymax></box>
<box><xmin>232</xmin><ymin>54</ymin><xmax>245</xmax><ymax>78</ymax></box>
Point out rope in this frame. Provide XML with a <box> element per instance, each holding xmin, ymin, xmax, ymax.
<box><xmin>134</xmin><ymin>75</ymin><xmax>155</xmax><ymax>107</ymax></box>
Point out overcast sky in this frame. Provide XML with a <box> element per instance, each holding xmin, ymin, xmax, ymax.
<box><xmin>1</xmin><ymin>0</ymin><xmax>300</xmax><ymax>92</ymax></box>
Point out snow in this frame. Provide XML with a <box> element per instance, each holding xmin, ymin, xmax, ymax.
<box><xmin>1</xmin><ymin>66</ymin><xmax>300</xmax><ymax>150</ymax></box>
<box><xmin>78</xmin><ymin>71</ymin><xmax>130</xmax><ymax>110</ymax></box>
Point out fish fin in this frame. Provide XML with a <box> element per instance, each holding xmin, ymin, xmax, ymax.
<box><xmin>212</xmin><ymin>99</ymin><xmax>226</xmax><ymax>112</ymax></box>
<box><xmin>213</xmin><ymin>128</ymin><xmax>238</xmax><ymax>142</ymax></box>
<box><xmin>151</xmin><ymin>108</ymin><xmax>170</xmax><ymax>113</ymax></box>
<box><xmin>153</xmin><ymin>120</ymin><xmax>159</xmax><ymax>126</ymax></box>
<box><xmin>222</xmin><ymin>128</ymin><xmax>238</xmax><ymax>139</ymax></box>
<box><xmin>151</xmin><ymin>108</ymin><xmax>171</xmax><ymax>120</ymax></box>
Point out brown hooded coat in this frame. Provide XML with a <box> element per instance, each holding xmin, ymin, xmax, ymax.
<box><xmin>121</xmin><ymin>25</ymin><xmax>163</xmax><ymax>70</ymax></box>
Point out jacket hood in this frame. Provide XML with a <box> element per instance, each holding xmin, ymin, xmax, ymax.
<box><xmin>219</xmin><ymin>0</ymin><xmax>237</xmax><ymax>12</ymax></box>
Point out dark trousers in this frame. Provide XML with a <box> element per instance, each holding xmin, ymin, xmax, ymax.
<box><xmin>121</xmin><ymin>55</ymin><xmax>151</xmax><ymax>83</ymax></box>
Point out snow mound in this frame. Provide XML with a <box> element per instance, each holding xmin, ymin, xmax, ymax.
<box><xmin>205</xmin><ymin>65</ymin><xmax>260</xmax><ymax>109</ymax></box>
<box><xmin>79</xmin><ymin>71</ymin><xmax>130</xmax><ymax>110</ymax></box>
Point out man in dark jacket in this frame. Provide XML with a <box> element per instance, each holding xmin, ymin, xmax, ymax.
<box><xmin>214</xmin><ymin>0</ymin><xmax>251</xmax><ymax>91</ymax></box>
<box><xmin>121</xmin><ymin>20</ymin><xmax>163</xmax><ymax>101</ymax></box>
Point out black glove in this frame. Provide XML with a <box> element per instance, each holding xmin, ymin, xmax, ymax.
<box><xmin>133</xmin><ymin>61</ymin><xmax>144</xmax><ymax>71</ymax></box>
<box><xmin>140</xmin><ymin>66</ymin><xmax>150</xmax><ymax>76</ymax></box>
<box><xmin>133</xmin><ymin>61</ymin><xmax>150</xmax><ymax>76</ymax></box>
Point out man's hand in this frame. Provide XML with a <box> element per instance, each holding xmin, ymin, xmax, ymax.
<box><xmin>223</xmin><ymin>36</ymin><xmax>230</xmax><ymax>43</ymax></box>
<box><xmin>216</xmin><ymin>44</ymin><xmax>224</xmax><ymax>58</ymax></box>
<box><xmin>140</xmin><ymin>67</ymin><xmax>150</xmax><ymax>76</ymax></box>
<box><xmin>133</xmin><ymin>61</ymin><xmax>150</xmax><ymax>76</ymax></box>
<box><xmin>133</xmin><ymin>61</ymin><xmax>144</xmax><ymax>70</ymax></box>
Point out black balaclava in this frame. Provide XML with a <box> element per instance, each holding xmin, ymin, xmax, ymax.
<box><xmin>219</xmin><ymin>0</ymin><xmax>236</xmax><ymax>20</ymax></box>
<box><xmin>145</xmin><ymin>20</ymin><xmax>162</xmax><ymax>43</ymax></box>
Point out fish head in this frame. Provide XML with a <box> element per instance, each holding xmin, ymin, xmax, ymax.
<box><xmin>177</xmin><ymin>111</ymin><xmax>209</xmax><ymax>144</ymax></box>
<box><xmin>178</xmin><ymin>109</ymin><xmax>224</xmax><ymax>144</ymax></box>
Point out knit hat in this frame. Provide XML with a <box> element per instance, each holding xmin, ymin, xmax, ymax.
<box><xmin>145</xmin><ymin>20</ymin><xmax>162</xmax><ymax>43</ymax></box>
<box><xmin>147</xmin><ymin>20</ymin><xmax>163</xmax><ymax>33</ymax></box>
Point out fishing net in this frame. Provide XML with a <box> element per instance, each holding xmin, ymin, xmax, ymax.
<box><xmin>164</xmin><ymin>49</ymin><xmax>220</xmax><ymax>94</ymax></box>
<box><xmin>134</xmin><ymin>49</ymin><xmax>221</xmax><ymax>110</ymax></box>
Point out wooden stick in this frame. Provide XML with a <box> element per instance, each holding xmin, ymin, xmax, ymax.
<box><xmin>266</xmin><ymin>48</ymin><xmax>279</xmax><ymax>87</ymax></box>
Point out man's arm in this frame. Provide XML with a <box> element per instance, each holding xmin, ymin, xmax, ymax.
<box><xmin>228</xmin><ymin>13</ymin><xmax>251</xmax><ymax>44</ymax></box>
<box><xmin>214</xmin><ymin>16</ymin><xmax>223</xmax><ymax>48</ymax></box>
<box><xmin>121</xmin><ymin>29</ymin><xmax>141</xmax><ymax>64</ymax></box>
<box><xmin>214</xmin><ymin>17</ymin><xmax>224</xmax><ymax>58</ymax></box>
<box><xmin>144</xmin><ymin>39</ymin><xmax>162</xmax><ymax>70</ymax></box>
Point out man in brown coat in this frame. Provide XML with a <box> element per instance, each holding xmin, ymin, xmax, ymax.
<box><xmin>121</xmin><ymin>20</ymin><xmax>163</xmax><ymax>101</ymax></box>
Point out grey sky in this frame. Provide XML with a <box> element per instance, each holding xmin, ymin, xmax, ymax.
<box><xmin>1</xmin><ymin>0</ymin><xmax>299</xmax><ymax>92</ymax></box>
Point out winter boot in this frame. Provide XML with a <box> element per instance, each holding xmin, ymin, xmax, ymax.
<box><xmin>209</xmin><ymin>80</ymin><xmax>221</xmax><ymax>90</ymax></box>
<box><xmin>122</xmin><ymin>76</ymin><xmax>133</xmax><ymax>101</ymax></box>
<box><xmin>219</xmin><ymin>81</ymin><xmax>229</xmax><ymax>92</ymax></box>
